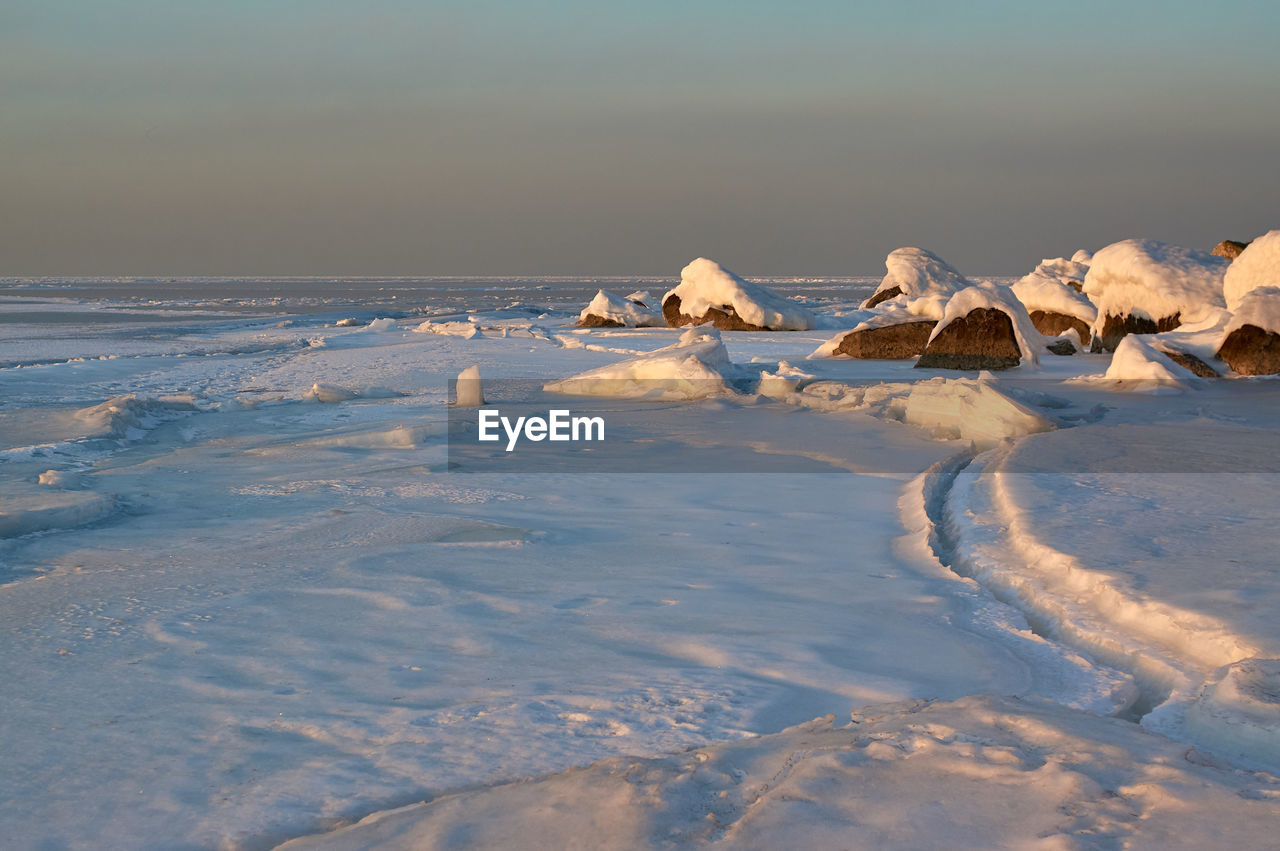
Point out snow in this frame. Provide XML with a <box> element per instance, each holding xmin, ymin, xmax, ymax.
<box><xmin>1011</xmin><ymin>265</ymin><xmax>1097</xmax><ymax>323</ymax></box>
<box><xmin>1224</xmin><ymin>285</ymin><xmax>1280</xmax><ymax>337</ymax></box>
<box><xmin>927</xmin><ymin>284</ymin><xmax>1045</xmax><ymax>364</ymax></box>
<box><xmin>863</xmin><ymin>246</ymin><xmax>970</xmax><ymax>310</ymax></box>
<box><xmin>544</xmin><ymin>327</ymin><xmax>736</xmax><ymax>398</ymax></box>
<box><xmin>1223</xmin><ymin>229</ymin><xmax>1280</xmax><ymax>310</ymax></box>
<box><xmin>1102</xmin><ymin>335</ymin><xmax>1197</xmax><ymax>386</ymax></box>
<box><xmin>1</xmin><ymin>276</ymin><xmax>1279</xmax><ymax>849</ymax></box>
<box><xmin>577</xmin><ymin>290</ymin><xmax>664</xmax><ymax>327</ymax></box>
<box><xmin>280</xmin><ymin>695</ymin><xmax>1280</xmax><ymax>851</ymax></box>
<box><xmin>944</xmin><ymin>414</ymin><xmax>1280</xmax><ymax>771</ymax></box>
<box><xmin>1016</xmin><ymin>255</ymin><xmax>1090</xmax><ymax>293</ymax></box>
<box><xmin>1083</xmin><ymin>239</ymin><xmax>1230</xmax><ymax>326</ymax></box>
<box><xmin>665</xmin><ymin>258</ymin><xmax>817</xmax><ymax>330</ymax></box>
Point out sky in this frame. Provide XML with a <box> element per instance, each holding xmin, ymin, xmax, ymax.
<box><xmin>2</xmin><ymin>1</ymin><xmax>1278</xmax><ymax>276</ymax></box>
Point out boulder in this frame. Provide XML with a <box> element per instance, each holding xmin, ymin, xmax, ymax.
<box><xmin>915</xmin><ymin>285</ymin><xmax>1043</xmax><ymax>371</ymax></box>
<box><xmin>1091</xmin><ymin>312</ymin><xmax>1182</xmax><ymax>353</ymax></box>
<box><xmin>661</xmin><ymin>258</ymin><xmax>816</xmax><ymax>331</ymax></box>
<box><xmin>1012</xmin><ymin>259</ymin><xmax>1096</xmax><ymax>344</ymax></box>
<box><xmin>1083</xmin><ymin>239</ymin><xmax>1229</xmax><ymax>352</ymax></box>
<box><xmin>1161</xmin><ymin>349</ymin><xmax>1220</xmax><ymax>377</ymax></box>
<box><xmin>1028</xmin><ymin>310</ymin><xmax>1092</xmax><ymax>345</ymax></box>
<box><xmin>662</xmin><ymin>293</ymin><xmax>769</xmax><ymax>331</ymax></box>
<box><xmin>1216</xmin><ymin>286</ymin><xmax>1280</xmax><ymax>375</ymax></box>
<box><xmin>828</xmin><ymin>320</ymin><xmax>937</xmax><ymax>359</ymax></box>
<box><xmin>1212</xmin><ymin>240</ymin><xmax>1251</xmax><ymax>260</ymax></box>
<box><xmin>916</xmin><ymin>308</ymin><xmax>1023</xmax><ymax>370</ymax></box>
<box><xmin>1046</xmin><ymin>338</ymin><xmax>1077</xmax><ymax>356</ymax></box>
<box><xmin>1217</xmin><ymin>325</ymin><xmax>1280</xmax><ymax>375</ymax></box>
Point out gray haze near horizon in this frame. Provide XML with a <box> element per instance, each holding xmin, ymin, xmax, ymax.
<box><xmin>3</xmin><ymin>1</ymin><xmax>1278</xmax><ymax>278</ymax></box>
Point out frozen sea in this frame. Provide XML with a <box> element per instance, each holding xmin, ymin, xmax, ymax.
<box><xmin>1</xmin><ymin>277</ymin><xmax>1278</xmax><ymax>849</ymax></box>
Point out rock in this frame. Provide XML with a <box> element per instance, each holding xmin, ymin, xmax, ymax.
<box><xmin>1028</xmin><ymin>310</ymin><xmax>1091</xmax><ymax>346</ymax></box>
<box><xmin>1046</xmin><ymin>339</ymin><xmax>1077</xmax><ymax>356</ymax></box>
<box><xmin>916</xmin><ymin>308</ymin><xmax>1023</xmax><ymax>371</ymax></box>
<box><xmin>829</xmin><ymin>320</ymin><xmax>937</xmax><ymax>359</ymax></box>
<box><xmin>864</xmin><ymin>285</ymin><xmax>903</xmax><ymax>309</ymax></box>
<box><xmin>1212</xmin><ymin>240</ymin><xmax>1251</xmax><ymax>260</ymax></box>
<box><xmin>1090</xmin><ymin>312</ymin><xmax>1182</xmax><ymax>353</ymax></box>
<box><xmin>1161</xmin><ymin>349</ymin><xmax>1220</xmax><ymax>378</ymax></box>
<box><xmin>661</xmin><ymin>293</ymin><xmax>769</xmax><ymax>331</ymax></box>
<box><xmin>1217</xmin><ymin>325</ymin><xmax>1280</xmax><ymax>375</ymax></box>
<box><xmin>576</xmin><ymin>314</ymin><xmax>625</xmax><ymax>327</ymax></box>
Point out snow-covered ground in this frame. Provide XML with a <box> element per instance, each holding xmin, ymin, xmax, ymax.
<box><xmin>1</xmin><ymin>277</ymin><xmax>1277</xmax><ymax>849</ymax></box>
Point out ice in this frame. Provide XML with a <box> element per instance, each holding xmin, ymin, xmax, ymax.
<box><xmin>1083</xmin><ymin>238</ymin><xmax>1230</xmax><ymax>326</ymax></box>
<box><xmin>664</xmin><ymin>258</ymin><xmax>817</xmax><ymax>330</ymax></box>
<box><xmin>414</xmin><ymin>320</ymin><xmax>482</xmax><ymax>339</ymax></box>
<box><xmin>455</xmin><ymin>365</ymin><xmax>484</xmax><ymax>406</ymax></box>
<box><xmin>1186</xmin><ymin>659</ymin><xmax>1280</xmax><ymax>773</ymax></box>
<box><xmin>1223</xmin><ymin>229</ymin><xmax>1280</xmax><ymax>310</ymax></box>
<box><xmin>545</xmin><ymin>327</ymin><xmax>737</xmax><ymax>398</ymax></box>
<box><xmin>903</xmin><ymin>378</ymin><xmax>1054</xmax><ymax>448</ymax></box>
<box><xmin>0</xmin><ymin>486</ymin><xmax>115</xmax><ymax>538</ymax></box>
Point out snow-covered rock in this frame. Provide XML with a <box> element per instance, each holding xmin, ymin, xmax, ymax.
<box><xmin>1216</xmin><ymin>286</ymin><xmax>1280</xmax><ymax>375</ymax></box>
<box><xmin>1017</xmin><ymin>255</ymin><xmax>1090</xmax><ymax>292</ymax></box>
<box><xmin>662</xmin><ymin>259</ymin><xmax>815</xmax><ymax>331</ymax></box>
<box><xmin>1083</xmin><ymin>239</ymin><xmax>1230</xmax><ymax>351</ymax></box>
<box><xmin>1011</xmin><ymin>261</ymin><xmax>1097</xmax><ymax>344</ymax></box>
<box><xmin>1222</xmin><ymin>230</ymin><xmax>1280</xmax><ymax>311</ymax></box>
<box><xmin>810</xmin><ymin>301</ymin><xmax>938</xmax><ymax>359</ymax></box>
<box><xmin>862</xmin><ymin>247</ymin><xmax>970</xmax><ymax>313</ymax></box>
<box><xmin>545</xmin><ymin>328</ymin><xmax>736</xmax><ymax>398</ymax></box>
<box><xmin>576</xmin><ymin>290</ymin><xmax>664</xmax><ymax>328</ymax></box>
<box><xmin>916</xmin><ymin>285</ymin><xmax>1043</xmax><ymax>371</ymax></box>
